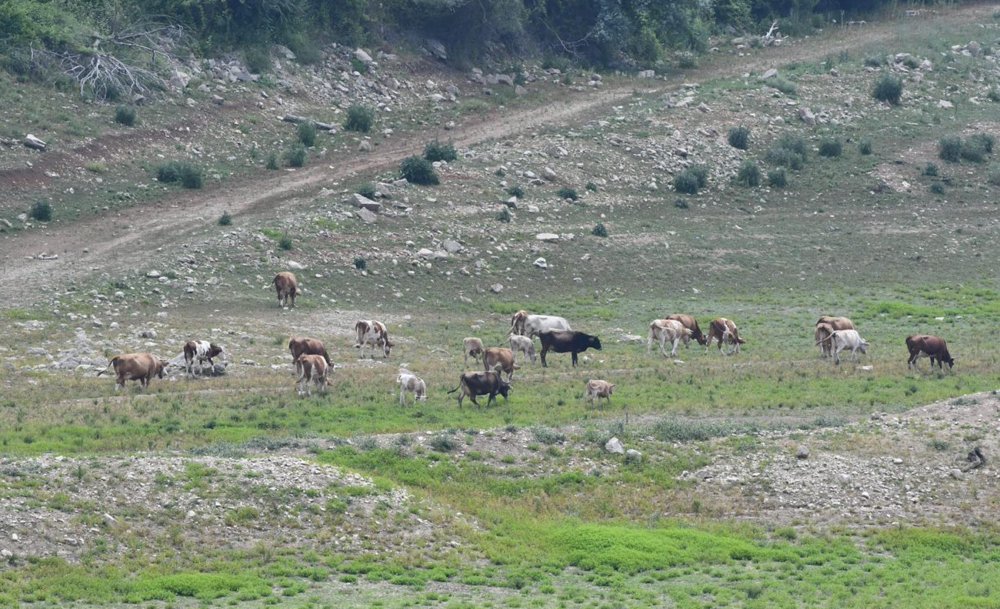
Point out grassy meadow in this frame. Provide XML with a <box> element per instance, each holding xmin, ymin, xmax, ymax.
<box><xmin>3</xmin><ymin>7</ymin><xmax>1000</xmax><ymax>608</ymax></box>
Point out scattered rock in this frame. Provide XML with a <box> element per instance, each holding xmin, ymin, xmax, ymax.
<box><xmin>23</xmin><ymin>134</ymin><xmax>46</xmax><ymax>151</ymax></box>
<box><xmin>352</xmin><ymin>194</ymin><xmax>382</xmax><ymax>212</ymax></box>
<box><xmin>139</xmin><ymin>329</ymin><xmax>157</xmax><ymax>339</ymax></box>
<box><xmin>625</xmin><ymin>449</ymin><xmax>642</xmax><ymax>464</ymax></box>
<box><xmin>425</xmin><ymin>39</ymin><xmax>447</xmax><ymax>61</ymax></box>
<box><xmin>533</xmin><ymin>257</ymin><xmax>547</xmax><ymax>269</ymax></box>
<box><xmin>535</xmin><ymin>233</ymin><xmax>560</xmax><ymax>242</ymax></box>
<box><xmin>762</xmin><ymin>68</ymin><xmax>779</xmax><ymax>79</ymax></box>
<box><xmin>356</xmin><ymin>208</ymin><xmax>377</xmax><ymax>224</ymax></box>
<box><xmin>799</xmin><ymin>107</ymin><xmax>816</xmax><ymax>125</ymax></box>
<box><xmin>354</xmin><ymin>48</ymin><xmax>373</xmax><ymax>65</ymax></box>
<box><xmin>605</xmin><ymin>437</ymin><xmax>625</xmax><ymax>454</ymax></box>
<box><xmin>490</xmin><ymin>283</ymin><xmax>504</xmax><ymax>294</ymax></box>
<box><xmin>442</xmin><ymin>240</ymin><xmax>463</xmax><ymax>254</ymax></box>
<box><xmin>796</xmin><ymin>445</ymin><xmax>810</xmax><ymax>460</ymax></box>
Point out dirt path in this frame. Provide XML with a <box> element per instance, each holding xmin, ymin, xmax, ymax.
<box><xmin>0</xmin><ymin>5</ymin><xmax>990</xmax><ymax>304</ymax></box>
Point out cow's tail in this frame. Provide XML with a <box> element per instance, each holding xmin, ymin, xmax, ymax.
<box><xmin>513</xmin><ymin>363</ymin><xmax>521</xmax><ymax>370</ymax></box>
<box><xmin>96</xmin><ymin>356</ymin><xmax>119</xmax><ymax>376</ymax></box>
<box><xmin>446</xmin><ymin>385</ymin><xmax>460</xmax><ymax>394</ymax></box>
<box><xmin>815</xmin><ymin>333</ymin><xmax>834</xmax><ymax>345</ymax></box>
<box><xmin>322</xmin><ymin>349</ymin><xmax>332</xmax><ymax>365</ymax></box>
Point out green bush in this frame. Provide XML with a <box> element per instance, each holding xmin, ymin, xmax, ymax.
<box><xmin>673</xmin><ymin>170</ymin><xmax>701</xmax><ymax>194</ymax></box>
<box><xmin>356</xmin><ymin>183</ymin><xmax>377</xmax><ymax>199</ymax></box>
<box><xmin>766</xmin><ymin>134</ymin><xmax>808</xmax><ymax>170</ymax></box>
<box><xmin>674</xmin><ymin>198</ymin><xmax>689</xmax><ymax>209</ymax></box>
<box><xmin>987</xmin><ymin>167</ymin><xmax>1000</xmax><ymax>186</ymax></box>
<box><xmin>775</xmin><ymin>134</ymin><xmax>808</xmax><ymax>158</ymax></box>
<box><xmin>423</xmin><ymin>140</ymin><xmax>457</xmax><ymax>162</ymax></box>
<box><xmin>858</xmin><ymin>139</ymin><xmax>873</xmax><ymax>155</ymax></box>
<box><xmin>350</xmin><ymin>57</ymin><xmax>369</xmax><ymax>74</ymax></box>
<box><xmin>30</xmin><ymin>199</ymin><xmax>52</xmax><ymax>222</ymax></box>
<box><xmin>286</xmin><ymin>144</ymin><xmax>307</xmax><ymax>168</ymax></box>
<box><xmin>863</xmin><ymin>55</ymin><xmax>883</xmax><ymax>68</ymax></box>
<box><xmin>179</xmin><ymin>164</ymin><xmax>203</xmax><ymax>189</ymax></box>
<box><xmin>585</xmin><ymin>181</ymin><xmax>598</xmax><ymax>192</ymax></box>
<box><xmin>156</xmin><ymin>162</ymin><xmax>180</xmax><ymax>183</ymax></box>
<box><xmin>938</xmin><ymin>136</ymin><xmax>962</xmax><ymax>162</ymax></box>
<box><xmin>557</xmin><ymin>187</ymin><xmax>578</xmax><ymax>200</ymax></box>
<box><xmin>156</xmin><ymin>161</ymin><xmax>201</xmax><ymax>188</ymax></box>
<box><xmin>114</xmin><ymin>105</ymin><xmax>136</xmax><ymax>127</ymax></box>
<box><xmin>400</xmin><ymin>156</ymin><xmax>439</xmax><ymax>185</ymax></box>
<box><xmin>592</xmin><ymin>223</ymin><xmax>608</xmax><ymax>237</ymax></box>
<box><xmin>353</xmin><ymin>256</ymin><xmax>367</xmax><ymax>270</ymax></box>
<box><xmin>344</xmin><ymin>105</ymin><xmax>374</xmax><ymax>133</ymax></box>
<box><xmin>727</xmin><ymin>126</ymin><xmax>750</xmax><ymax>150</ymax></box>
<box><xmin>531</xmin><ymin>426</ymin><xmax>566</xmax><ymax>445</ymax></box>
<box><xmin>218</xmin><ymin>211</ymin><xmax>232</xmax><ymax>226</ymax></box>
<box><xmin>767</xmin><ymin>168</ymin><xmax>787</xmax><ymax>187</ymax></box>
<box><xmin>960</xmin><ymin>142</ymin><xmax>987</xmax><ymax>163</ymax></box>
<box><xmin>506</xmin><ymin>185</ymin><xmax>525</xmax><ymax>198</ymax></box>
<box><xmin>818</xmin><ymin>138</ymin><xmax>843</xmax><ymax>158</ymax></box>
<box><xmin>496</xmin><ymin>207</ymin><xmax>512</xmax><ymax>222</ymax></box>
<box><xmin>689</xmin><ymin>165</ymin><xmax>709</xmax><ymax>188</ymax></box>
<box><xmin>988</xmin><ymin>87</ymin><xmax>1000</xmax><ymax>103</ymax></box>
<box><xmin>279</xmin><ymin>234</ymin><xmax>293</xmax><ymax>250</ymax></box>
<box><xmin>930</xmin><ymin>182</ymin><xmax>945</xmax><ymax>195</ymax></box>
<box><xmin>967</xmin><ymin>133</ymin><xmax>995</xmax><ymax>154</ymax></box>
<box><xmin>244</xmin><ymin>47</ymin><xmax>271</xmax><ymax>74</ymax></box>
<box><xmin>735</xmin><ymin>160</ymin><xmax>760</xmax><ymax>187</ymax></box>
<box><xmin>429</xmin><ymin>434</ymin><xmax>458</xmax><ymax>453</ymax></box>
<box><xmin>766</xmin><ymin>78</ymin><xmax>797</xmax><ymax>96</ymax></box>
<box><xmin>873</xmin><ymin>74</ymin><xmax>903</xmax><ymax>105</ymax></box>
<box><xmin>297</xmin><ymin>121</ymin><xmax>317</xmax><ymax>147</ymax></box>
<box><xmin>922</xmin><ymin>162</ymin><xmax>939</xmax><ymax>176</ymax></box>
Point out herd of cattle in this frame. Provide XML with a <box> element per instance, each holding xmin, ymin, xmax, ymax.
<box><xmin>93</xmin><ymin>273</ymin><xmax>958</xmax><ymax>408</ymax></box>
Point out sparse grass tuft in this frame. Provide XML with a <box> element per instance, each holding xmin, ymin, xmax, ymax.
<box><xmin>156</xmin><ymin>161</ymin><xmax>202</xmax><ymax>188</ymax></box>
<box><xmin>297</xmin><ymin>121</ymin><xmax>317</xmax><ymax>147</ymax></box>
<box><xmin>353</xmin><ymin>256</ymin><xmax>367</xmax><ymax>270</ymax></box>
<box><xmin>356</xmin><ymin>182</ymin><xmax>377</xmax><ymax>199</ymax></box>
<box><xmin>859</xmin><ymin>138</ymin><xmax>873</xmax><ymax>155</ymax></box>
<box><xmin>429</xmin><ymin>434</ymin><xmax>458</xmax><ymax>452</ymax></box>
<box><xmin>923</xmin><ymin>162</ymin><xmax>939</xmax><ymax>176</ymax></box>
<box><xmin>344</xmin><ymin>105</ymin><xmax>374</xmax><ymax>133</ymax></box>
<box><xmin>673</xmin><ymin>170</ymin><xmax>701</xmax><ymax>194</ymax></box>
<box><xmin>766</xmin><ymin>78</ymin><xmax>797</xmax><ymax>96</ymax></box>
<box><xmin>218</xmin><ymin>211</ymin><xmax>232</xmax><ymax>226</ymax></box>
<box><xmin>278</xmin><ymin>234</ymin><xmax>293</xmax><ymax>251</ymax></box>
<box><xmin>286</xmin><ymin>144</ymin><xmax>307</xmax><ymax>168</ymax></box>
<box><xmin>506</xmin><ymin>185</ymin><xmax>525</xmax><ymax>198</ymax></box>
<box><xmin>265</xmin><ymin>152</ymin><xmax>279</xmax><ymax>170</ymax></box>
<box><xmin>767</xmin><ymin>133</ymin><xmax>807</xmax><ymax>170</ymax></box>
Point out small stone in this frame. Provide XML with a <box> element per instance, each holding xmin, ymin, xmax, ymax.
<box><xmin>605</xmin><ymin>437</ymin><xmax>625</xmax><ymax>454</ymax></box>
<box><xmin>533</xmin><ymin>257</ymin><xmax>547</xmax><ymax>269</ymax></box>
<box><xmin>949</xmin><ymin>469</ymin><xmax>964</xmax><ymax>480</ymax></box>
<box><xmin>625</xmin><ymin>449</ymin><xmax>642</xmax><ymax>464</ymax></box>
<box><xmin>796</xmin><ymin>445</ymin><xmax>810</xmax><ymax>459</ymax></box>
<box><xmin>490</xmin><ymin>283</ymin><xmax>504</xmax><ymax>294</ymax></box>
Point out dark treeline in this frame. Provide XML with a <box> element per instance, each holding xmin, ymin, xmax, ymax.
<box><xmin>1</xmin><ymin>0</ymin><xmax>947</xmax><ymax>69</ymax></box>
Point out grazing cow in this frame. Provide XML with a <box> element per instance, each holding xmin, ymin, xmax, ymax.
<box><xmin>288</xmin><ymin>337</ymin><xmax>331</xmax><ymax>365</ymax></box>
<box><xmin>448</xmin><ymin>371</ymin><xmax>511</xmax><ymax>408</ymax></box>
<box><xmin>585</xmin><ymin>379</ymin><xmax>615</xmax><ymax>407</ymax></box>
<box><xmin>706</xmin><ymin>318</ymin><xmax>745</xmax><ymax>355</ymax></box>
<box><xmin>509</xmin><ymin>335</ymin><xmax>537</xmax><ymax>364</ymax></box>
<box><xmin>509</xmin><ymin>310</ymin><xmax>573</xmax><ymax>337</ymax></box>
<box><xmin>273</xmin><ymin>271</ymin><xmax>299</xmax><ymax>308</ymax></box>
<box><xmin>814</xmin><ymin>322</ymin><xmax>836</xmax><ymax>359</ymax></box>
<box><xmin>183</xmin><ymin>340</ymin><xmax>224</xmax><ymax>377</ymax></box>
<box><xmin>97</xmin><ymin>352</ymin><xmax>167</xmax><ymax>391</ymax></box>
<box><xmin>665</xmin><ymin>314</ymin><xmax>707</xmax><ymax>346</ymax></box>
<box><xmin>817</xmin><ymin>329</ymin><xmax>869</xmax><ymax>365</ymax></box>
<box><xmin>538</xmin><ymin>330</ymin><xmax>602</xmax><ymax>367</ymax></box>
<box><xmin>463</xmin><ymin>337</ymin><xmax>485</xmax><ymax>367</ymax></box>
<box><xmin>648</xmin><ymin>319</ymin><xmax>693</xmax><ymax>357</ymax></box>
<box><xmin>816</xmin><ymin>316</ymin><xmax>855</xmax><ymax>331</ymax></box>
<box><xmin>397</xmin><ymin>371</ymin><xmax>427</xmax><ymax>406</ymax></box>
<box><xmin>906</xmin><ymin>334</ymin><xmax>954</xmax><ymax>370</ymax></box>
<box><xmin>354</xmin><ymin>320</ymin><xmax>393</xmax><ymax>358</ymax></box>
<box><xmin>483</xmin><ymin>347</ymin><xmax>519</xmax><ymax>381</ymax></box>
<box><xmin>295</xmin><ymin>354</ymin><xmax>329</xmax><ymax>396</ymax></box>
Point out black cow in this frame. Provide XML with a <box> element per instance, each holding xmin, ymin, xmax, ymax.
<box><xmin>538</xmin><ymin>330</ymin><xmax>602</xmax><ymax>367</ymax></box>
<box><xmin>448</xmin><ymin>371</ymin><xmax>511</xmax><ymax>407</ymax></box>
<box><xmin>906</xmin><ymin>334</ymin><xmax>954</xmax><ymax>370</ymax></box>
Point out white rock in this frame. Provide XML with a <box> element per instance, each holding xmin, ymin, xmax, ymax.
<box><xmin>23</xmin><ymin>134</ymin><xmax>46</xmax><ymax>151</ymax></box>
<box><xmin>354</xmin><ymin>48</ymin><xmax>373</xmax><ymax>64</ymax></box>
<box><xmin>605</xmin><ymin>437</ymin><xmax>625</xmax><ymax>454</ymax></box>
<box><xmin>625</xmin><ymin>449</ymin><xmax>642</xmax><ymax>464</ymax></box>
<box><xmin>535</xmin><ymin>233</ymin><xmax>560</xmax><ymax>242</ymax></box>
<box><xmin>533</xmin><ymin>257</ymin><xmax>547</xmax><ymax>269</ymax></box>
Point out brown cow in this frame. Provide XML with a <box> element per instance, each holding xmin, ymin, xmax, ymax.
<box><xmin>906</xmin><ymin>334</ymin><xmax>954</xmax><ymax>370</ymax></box>
<box><xmin>273</xmin><ymin>271</ymin><xmax>299</xmax><ymax>308</ymax></box>
<box><xmin>665</xmin><ymin>314</ymin><xmax>707</xmax><ymax>346</ymax></box>
<box><xmin>448</xmin><ymin>371</ymin><xmax>511</xmax><ymax>408</ymax></box>
<box><xmin>354</xmin><ymin>320</ymin><xmax>392</xmax><ymax>358</ymax></box>
<box><xmin>288</xmin><ymin>337</ymin><xmax>331</xmax><ymax>365</ymax></box>
<box><xmin>706</xmin><ymin>318</ymin><xmax>745</xmax><ymax>355</ymax></box>
<box><xmin>463</xmin><ymin>337</ymin><xmax>485</xmax><ymax>367</ymax></box>
<box><xmin>97</xmin><ymin>352</ymin><xmax>168</xmax><ymax>391</ymax></box>
<box><xmin>814</xmin><ymin>323</ymin><xmax>836</xmax><ymax>358</ymax></box>
<box><xmin>816</xmin><ymin>316</ymin><xmax>855</xmax><ymax>331</ymax></box>
<box><xmin>183</xmin><ymin>340</ymin><xmax>224</xmax><ymax>377</ymax></box>
<box><xmin>483</xmin><ymin>347</ymin><xmax>519</xmax><ymax>381</ymax></box>
<box><xmin>295</xmin><ymin>354</ymin><xmax>330</xmax><ymax>396</ymax></box>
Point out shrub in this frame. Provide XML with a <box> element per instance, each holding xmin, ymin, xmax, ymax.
<box><xmin>557</xmin><ymin>187</ymin><xmax>578</xmax><ymax>200</ymax></box>
<box><xmin>156</xmin><ymin>161</ymin><xmax>201</xmax><ymax>188</ymax></box>
<box><xmin>218</xmin><ymin>211</ymin><xmax>232</xmax><ymax>226</ymax></box>
<box><xmin>592</xmin><ymin>222</ymin><xmax>608</xmax><ymax>237</ymax></box>
<box><xmin>400</xmin><ymin>156</ymin><xmax>439</xmax><ymax>185</ymax></box>
<box><xmin>766</xmin><ymin>78</ymin><xmax>797</xmax><ymax>96</ymax></box>
<box><xmin>873</xmin><ymin>74</ymin><xmax>903</xmax><ymax>105</ymax></box>
<box><xmin>858</xmin><ymin>139</ymin><xmax>873</xmax><ymax>155</ymax></box>
<box><xmin>988</xmin><ymin>87</ymin><xmax>1000</xmax><ymax>103</ymax></box>
<box><xmin>30</xmin><ymin>200</ymin><xmax>52</xmax><ymax>222</ymax></box>
<box><xmin>923</xmin><ymin>162</ymin><xmax>939</xmax><ymax>176</ymax></box>
<box><xmin>344</xmin><ymin>105</ymin><xmax>374</xmax><ymax>133</ymax></box>
<box><xmin>496</xmin><ymin>207</ymin><xmax>512</xmax><ymax>222</ymax></box>
<box><xmin>938</xmin><ymin>136</ymin><xmax>962</xmax><ymax>162</ymax></box>
<box><xmin>279</xmin><ymin>234</ymin><xmax>293</xmax><ymax>250</ymax></box>
<box><xmin>863</xmin><ymin>55</ymin><xmax>883</xmax><ymax>68</ymax></box>
<box><xmin>531</xmin><ymin>426</ymin><xmax>566</xmax><ymax>445</ymax></box>
<box><xmin>674</xmin><ymin>198</ymin><xmax>689</xmax><ymax>209</ymax></box>
<box><xmin>930</xmin><ymin>182</ymin><xmax>945</xmax><ymax>195</ymax></box>
<box><xmin>286</xmin><ymin>144</ymin><xmax>307</xmax><ymax>168</ymax></box>
<box><xmin>114</xmin><ymin>105</ymin><xmax>136</xmax><ymax>126</ymax></box>
<box><xmin>767</xmin><ymin>168</ymin><xmax>787</xmax><ymax>187</ymax></box>
<box><xmin>179</xmin><ymin>164</ymin><xmax>203</xmax><ymax>189</ymax></box>
<box><xmin>727</xmin><ymin>126</ymin><xmax>750</xmax><ymax>150</ymax></box>
<box><xmin>987</xmin><ymin>166</ymin><xmax>1000</xmax><ymax>186</ymax></box>
<box><xmin>735</xmin><ymin>160</ymin><xmax>761</xmax><ymax>187</ymax></box>
<box><xmin>506</xmin><ymin>185</ymin><xmax>525</xmax><ymax>198</ymax></box>
<box><xmin>689</xmin><ymin>165</ymin><xmax>709</xmax><ymax>188</ymax></box>
<box><xmin>766</xmin><ymin>134</ymin><xmax>808</xmax><ymax>170</ymax></box>
<box><xmin>266</xmin><ymin>152</ymin><xmax>279</xmax><ymax>170</ymax></box>
<box><xmin>676</xmin><ymin>52</ymin><xmax>698</xmax><ymax>69</ymax></box>
<box><xmin>967</xmin><ymin>133</ymin><xmax>995</xmax><ymax>154</ymax></box>
<box><xmin>585</xmin><ymin>181</ymin><xmax>598</xmax><ymax>192</ymax></box>
<box><xmin>350</xmin><ymin>57</ymin><xmax>368</xmax><ymax>74</ymax></box>
<box><xmin>424</xmin><ymin>140</ymin><xmax>457</xmax><ymax>162</ymax></box>
<box><xmin>818</xmin><ymin>138</ymin><xmax>843</xmax><ymax>158</ymax></box>
<box><xmin>156</xmin><ymin>162</ymin><xmax>181</xmax><ymax>183</ymax></box>
<box><xmin>775</xmin><ymin>133</ymin><xmax>808</xmax><ymax>158</ymax></box>
<box><xmin>297</xmin><ymin>121</ymin><xmax>317</xmax><ymax>147</ymax></box>
<box><xmin>356</xmin><ymin>183</ymin><xmax>377</xmax><ymax>199</ymax></box>
<box><xmin>673</xmin><ymin>170</ymin><xmax>700</xmax><ymax>194</ymax></box>
<box><xmin>960</xmin><ymin>141</ymin><xmax>987</xmax><ymax>163</ymax></box>
<box><xmin>429</xmin><ymin>434</ymin><xmax>458</xmax><ymax>452</ymax></box>
<box><xmin>244</xmin><ymin>47</ymin><xmax>271</xmax><ymax>74</ymax></box>
<box><xmin>353</xmin><ymin>256</ymin><xmax>367</xmax><ymax>270</ymax></box>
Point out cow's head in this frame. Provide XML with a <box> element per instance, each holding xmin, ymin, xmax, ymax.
<box><xmin>156</xmin><ymin>359</ymin><xmax>168</xmax><ymax>378</ymax></box>
<box><xmin>383</xmin><ymin>341</ymin><xmax>394</xmax><ymax>357</ymax></box>
<box><xmin>859</xmin><ymin>339</ymin><xmax>870</xmax><ymax>354</ymax></box>
<box><xmin>588</xmin><ymin>335</ymin><xmax>603</xmax><ymax>350</ymax></box>
<box><xmin>942</xmin><ymin>354</ymin><xmax>955</xmax><ymax>368</ymax></box>
<box><xmin>497</xmin><ymin>378</ymin><xmax>512</xmax><ymax>401</ymax></box>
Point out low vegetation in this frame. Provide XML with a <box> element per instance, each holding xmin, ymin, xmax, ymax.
<box><xmin>344</xmin><ymin>105</ymin><xmax>374</xmax><ymax>133</ymax></box>
<box><xmin>400</xmin><ymin>155</ymin><xmax>438</xmax><ymax>185</ymax></box>
<box><xmin>873</xmin><ymin>74</ymin><xmax>903</xmax><ymax>105</ymax></box>
<box><xmin>423</xmin><ymin>140</ymin><xmax>457</xmax><ymax>162</ymax></box>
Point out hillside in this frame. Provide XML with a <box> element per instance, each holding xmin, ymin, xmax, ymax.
<box><xmin>2</xmin><ymin>5</ymin><xmax>1000</xmax><ymax>608</ymax></box>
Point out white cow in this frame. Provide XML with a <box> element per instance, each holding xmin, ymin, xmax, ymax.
<box><xmin>355</xmin><ymin>320</ymin><xmax>393</xmax><ymax>358</ymax></box>
<box><xmin>585</xmin><ymin>379</ymin><xmax>615</xmax><ymax>407</ymax></box>
<box><xmin>818</xmin><ymin>329</ymin><xmax>869</xmax><ymax>365</ymax></box>
<box><xmin>510</xmin><ymin>311</ymin><xmax>572</xmax><ymax>338</ymax></box>
<box><xmin>647</xmin><ymin>319</ymin><xmax>692</xmax><ymax>357</ymax></box>
<box><xmin>463</xmin><ymin>337</ymin><xmax>485</xmax><ymax>367</ymax></box>
<box><xmin>509</xmin><ymin>335</ymin><xmax>537</xmax><ymax>364</ymax></box>
<box><xmin>397</xmin><ymin>371</ymin><xmax>427</xmax><ymax>406</ymax></box>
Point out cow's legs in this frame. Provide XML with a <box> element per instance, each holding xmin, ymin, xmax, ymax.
<box><xmin>540</xmin><ymin>345</ymin><xmax>549</xmax><ymax>367</ymax></box>
<box><xmin>670</xmin><ymin>338</ymin><xmax>680</xmax><ymax>357</ymax></box>
<box><xmin>571</xmin><ymin>352</ymin><xmax>578</xmax><ymax>367</ymax></box>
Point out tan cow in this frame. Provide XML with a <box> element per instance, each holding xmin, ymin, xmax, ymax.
<box><xmin>648</xmin><ymin>319</ymin><xmax>693</xmax><ymax>357</ymax></box>
<box><xmin>483</xmin><ymin>347</ymin><xmax>519</xmax><ymax>381</ymax></box>
<box><xmin>295</xmin><ymin>354</ymin><xmax>329</xmax><ymax>396</ymax></box>
<box><xmin>585</xmin><ymin>379</ymin><xmax>615</xmax><ymax>407</ymax></box>
<box><xmin>814</xmin><ymin>323</ymin><xmax>836</xmax><ymax>358</ymax></box>
<box><xmin>509</xmin><ymin>334</ymin><xmax>537</xmax><ymax>364</ymax></box>
<box><xmin>816</xmin><ymin>316</ymin><xmax>855</xmax><ymax>331</ymax></box>
<box><xmin>273</xmin><ymin>271</ymin><xmax>299</xmax><ymax>308</ymax></box>
<box><xmin>706</xmin><ymin>318</ymin><xmax>745</xmax><ymax>355</ymax></box>
<box><xmin>665</xmin><ymin>314</ymin><xmax>707</xmax><ymax>346</ymax></box>
<box><xmin>397</xmin><ymin>371</ymin><xmax>427</xmax><ymax>406</ymax></box>
<box><xmin>288</xmin><ymin>337</ymin><xmax>331</xmax><ymax>365</ymax></box>
<box><xmin>463</xmin><ymin>337</ymin><xmax>485</xmax><ymax>367</ymax></box>
<box><xmin>97</xmin><ymin>352</ymin><xmax>168</xmax><ymax>391</ymax></box>
<box><xmin>355</xmin><ymin>320</ymin><xmax>393</xmax><ymax>358</ymax></box>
